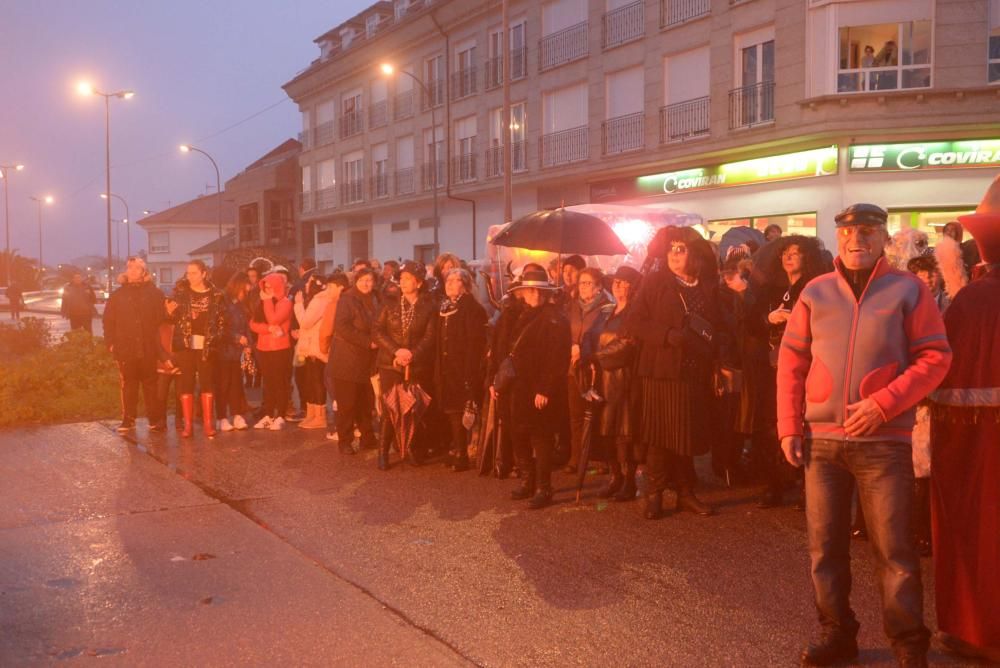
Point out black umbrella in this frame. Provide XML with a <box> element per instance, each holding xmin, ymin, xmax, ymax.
<box><xmin>492</xmin><ymin>208</ymin><xmax>628</xmax><ymax>256</ymax></box>
<box><xmin>575</xmin><ymin>375</ymin><xmax>605</xmax><ymax>503</ymax></box>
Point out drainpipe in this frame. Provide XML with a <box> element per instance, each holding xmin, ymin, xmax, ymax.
<box><xmin>430</xmin><ymin>12</ymin><xmax>478</xmax><ymax>260</ymax></box>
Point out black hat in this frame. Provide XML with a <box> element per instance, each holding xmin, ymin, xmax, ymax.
<box><xmin>611</xmin><ymin>266</ymin><xmax>641</xmax><ymax>285</ymax></box>
<box><xmin>835</xmin><ymin>203</ymin><xmax>888</xmax><ymax>227</ymax></box>
<box><xmin>507</xmin><ymin>268</ymin><xmax>557</xmax><ymax>294</ymax></box>
<box><xmin>399</xmin><ymin>260</ymin><xmax>425</xmax><ymax>281</ymax></box>
<box><xmin>563</xmin><ymin>255</ymin><xmax>586</xmax><ymax>270</ymax></box>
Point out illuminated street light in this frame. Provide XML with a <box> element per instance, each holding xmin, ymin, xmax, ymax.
<box><xmin>179</xmin><ymin>144</ymin><xmax>222</xmax><ymax>241</ymax></box>
<box><xmin>101</xmin><ymin>192</ymin><xmax>131</xmax><ymax>257</ymax></box>
<box><xmin>77</xmin><ymin>80</ymin><xmax>135</xmax><ymax>293</ymax></box>
<box><xmin>28</xmin><ymin>194</ymin><xmax>54</xmax><ymax>277</ymax></box>
<box><xmin>1</xmin><ymin>162</ymin><xmax>26</xmax><ymax>286</ymax></box>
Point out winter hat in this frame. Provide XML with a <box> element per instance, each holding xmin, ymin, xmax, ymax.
<box><xmin>835</xmin><ymin>203</ymin><xmax>888</xmax><ymax>227</ymax></box>
<box><xmin>261</xmin><ymin>271</ymin><xmax>288</xmax><ymax>296</ymax></box>
<box><xmin>958</xmin><ymin>173</ymin><xmax>1000</xmax><ymax>264</ymax></box>
<box><xmin>399</xmin><ymin>260</ymin><xmax>425</xmax><ymax>282</ymax></box>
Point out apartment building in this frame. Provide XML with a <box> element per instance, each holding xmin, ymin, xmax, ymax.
<box><xmin>283</xmin><ymin>0</ymin><xmax>1000</xmax><ymax>271</ymax></box>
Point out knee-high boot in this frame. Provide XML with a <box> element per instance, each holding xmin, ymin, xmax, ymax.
<box><xmin>201</xmin><ymin>393</ymin><xmax>217</xmax><ymax>438</ymax></box>
<box><xmin>180</xmin><ymin>394</ymin><xmax>195</xmax><ymax>438</ymax></box>
<box><xmin>377</xmin><ymin>418</ymin><xmax>391</xmax><ymax>470</ymax></box>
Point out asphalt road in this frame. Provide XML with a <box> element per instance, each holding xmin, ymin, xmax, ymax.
<box><xmin>0</xmin><ymin>421</ymin><xmax>975</xmax><ymax>666</ymax></box>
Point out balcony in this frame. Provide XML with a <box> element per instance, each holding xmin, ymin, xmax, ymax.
<box><xmin>540</xmin><ymin>125</ymin><xmax>589</xmax><ymax>168</ymax></box>
<box><xmin>299</xmin><ymin>191</ymin><xmax>314</xmax><ymax>213</ymax></box>
<box><xmin>539</xmin><ymin>22</ymin><xmax>588</xmax><ymax>72</ymax></box>
<box><xmin>485</xmin><ymin>141</ymin><xmax>527</xmax><ymax>177</ymax></box>
<box><xmin>422</xmin><ymin>78</ymin><xmax>446</xmax><ymax>110</ymax></box>
<box><xmin>394</xmin><ymin>167</ymin><xmax>415</xmax><ymax>195</ymax></box>
<box><xmin>603</xmin><ymin>1</ymin><xmax>644</xmax><ymax>50</ymax></box>
<box><xmin>602</xmin><ymin>112</ymin><xmax>644</xmax><ymax>155</ymax></box>
<box><xmin>659</xmin><ymin>96</ymin><xmax>710</xmax><ymax>143</ymax></box>
<box><xmin>485</xmin><ymin>48</ymin><xmax>529</xmax><ymax>89</ymax></box>
<box><xmin>728</xmin><ymin>81</ymin><xmax>775</xmax><ymax>130</ymax></box>
<box><xmin>369</xmin><ymin>99</ymin><xmax>388</xmax><ymax>129</ymax></box>
<box><xmin>370</xmin><ymin>173</ymin><xmax>390</xmax><ymax>199</ymax></box>
<box><xmin>314</xmin><ymin>120</ymin><xmax>336</xmax><ymax>147</ymax></box>
<box><xmin>394</xmin><ymin>90</ymin><xmax>415</xmax><ymax>120</ymax></box>
<box><xmin>340</xmin><ymin>110</ymin><xmax>364</xmax><ymax>139</ymax></box>
<box><xmin>660</xmin><ymin>0</ymin><xmax>710</xmax><ymax>28</ymax></box>
<box><xmin>316</xmin><ymin>186</ymin><xmax>337</xmax><ymax>211</ymax></box>
<box><xmin>340</xmin><ymin>180</ymin><xmax>364</xmax><ymax>205</ymax></box>
<box><xmin>451</xmin><ymin>66</ymin><xmax>478</xmax><ymax>100</ymax></box>
<box><xmin>452</xmin><ymin>152</ymin><xmax>478</xmax><ymax>184</ymax></box>
<box><xmin>298</xmin><ymin>129</ymin><xmax>312</xmax><ymax>150</ymax></box>
<box><xmin>421</xmin><ymin>160</ymin><xmax>446</xmax><ymax>190</ymax></box>
<box><xmin>836</xmin><ymin>65</ymin><xmax>931</xmax><ymax>94</ymax></box>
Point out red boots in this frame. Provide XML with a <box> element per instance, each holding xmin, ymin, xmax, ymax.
<box><xmin>179</xmin><ymin>393</ymin><xmax>216</xmax><ymax>438</ymax></box>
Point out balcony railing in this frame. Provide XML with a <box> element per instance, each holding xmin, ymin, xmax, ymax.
<box><xmin>422</xmin><ymin>78</ymin><xmax>446</xmax><ymax>110</ymax></box>
<box><xmin>539</xmin><ymin>22</ymin><xmax>588</xmax><ymax>72</ymax></box>
<box><xmin>660</xmin><ymin>0</ymin><xmax>710</xmax><ymax>28</ymax></box>
<box><xmin>421</xmin><ymin>160</ymin><xmax>446</xmax><ymax>189</ymax></box>
<box><xmin>836</xmin><ymin>65</ymin><xmax>931</xmax><ymax>94</ymax></box>
<box><xmin>394</xmin><ymin>90</ymin><xmax>415</xmax><ymax>120</ymax></box>
<box><xmin>485</xmin><ymin>47</ymin><xmax>529</xmax><ymax>89</ymax></box>
<box><xmin>395</xmin><ymin>167</ymin><xmax>415</xmax><ymax>195</ymax></box>
<box><xmin>602</xmin><ymin>112</ymin><xmax>644</xmax><ymax>155</ymax></box>
<box><xmin>540</xmin><ymin>125</ymin><xmax>589</xmax><ymax>168</ymax></box>
<box><xmin>452</xmin><ymin>152</ymin><xmax>478</xmax><ymax>183</ymax></box>
<box><xmin>451</xmin><ymin>66</ymin><xmax>478</xmax><ymax>99</ymax></box>
<box><xmin>511</xmin><ymin>47</ymin><xmax>528</xmax><ymax>80</ymax></box>
<box><xmin>298</xmin><ymin>129</ymin><xmax>312</xmax><ymax>150</ymax></box>
<box><xmin>369</xmin><ymin>99</ymin><xmax>388</xmax><ymax>128</ymax></box>
<box><xmin>485</xmin><ymin>141</ymin><xmax>527</xmax><ymax>177</ymax></box>
<box><xmin>340</xmin><ymin>180</ymin><xmax>364</xmax><ymax>205</ymax></box>
<box><xmin>603</xmin><ymin>1</ymin><xmax>644</xmax><ymax>49</ymax></box>
<box><xmin>340</xmin><ymin>110</ymin><xmax>364</xmax><ymax>139</ymax></box>
<box><xmin>370</xmin><ymin>173</ymin><xmax>390</xmax><ymax>199</ymax></box>
<box><xmin>314</xmin><ymin>120</ymin><xmax>336</xmax><ymax>147</ymax></box>
<box><xmin>299</xmin><ymin>191</ymin><xmax>314</xmax><ymax>213</ymax></box>
<box><xmin>660</xmin><ymin>96</ymin><xmax>710</xmax><ymax>143</ymax></box>
<box><xmin>485</xmin><ymin>56</ymin><xmax>503</xmax><ymax>90</ymax></box>
<box><xmin>728</xmin><ymin>81</ymin><xmax>775</xmax><ymax>130</ymax></box>
<box><xmin>316</xmin><ymin>186</ymin><xmax>337</xmax><ymax>211</ymax></box>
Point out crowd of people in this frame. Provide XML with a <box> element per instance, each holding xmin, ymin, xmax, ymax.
<box><xmin>97</xmin><ymin>184</ymin><xmax>1000</xmax><ymax>666</ymax></box>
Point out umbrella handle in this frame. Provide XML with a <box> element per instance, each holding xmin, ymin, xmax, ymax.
<box><xmin>404</xmin><ymin>365</ymin><xmax>410</xmax><ymax>383</ymax></box>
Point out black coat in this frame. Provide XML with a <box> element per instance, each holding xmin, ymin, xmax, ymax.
<box><xmin>583</xmin><ymin>302</ymin><xmax>637</xmax><ymax>439</ymax></box>
<box><xmin>434</xmin><ymin>293</ymin><xmax>488</xmax><ymax>412</ymax></box>
<box><xmin>373</xmin><ymin>292</ymin><xmax>437</xmax><ymax>381</ymax></box>
<box><xmin>61</xmin><ymin>282</ymin><xmax>96</xmax><ymax>318</ymax></box>
<box><xmin>102</xmin><ymin>280</ymin><xmax>166</xmax><ymax>363</ymax></box>
<box><xmin>505</xmin><ymin>302</ymin><xmax>571</xmax><ymax>433</ymax></box>
<box><xmin>328</xmin><ymin>287</ymin><xmax>378</xmax><ymax>383</ymax></box>
<box><xmin>170</xmin><ymin>280</ymin><xmax>228</xmax><ymax>360</ymax></box>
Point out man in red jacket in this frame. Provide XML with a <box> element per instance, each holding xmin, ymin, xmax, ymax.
<box><xmin>777</xmin><ymin>203</ymin><xmax>952</xmax><ymax>668</ymax></box>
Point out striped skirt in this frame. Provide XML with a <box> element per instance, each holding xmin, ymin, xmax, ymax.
<box><xmin>639</xmin><ymin>377</ymin><xmax>711</xmax><ymax>457</ymax></box>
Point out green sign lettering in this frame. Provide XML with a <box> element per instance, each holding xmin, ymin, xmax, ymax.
<box><xmin>849</xmin><ymin>139</ymin><xmax>1000</xmax><ymax>172</ymax></box>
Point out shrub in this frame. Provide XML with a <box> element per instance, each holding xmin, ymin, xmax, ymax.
<box><xmin>0</xmin><ymin>317</ymin><xmax>52</xmax><ymax>360</ymax></box>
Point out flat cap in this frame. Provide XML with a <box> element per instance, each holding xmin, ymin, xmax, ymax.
<box><xmin>835</xmin><ymin>203</ymin><xmax>888</xmax><ymax>227</ymax></box>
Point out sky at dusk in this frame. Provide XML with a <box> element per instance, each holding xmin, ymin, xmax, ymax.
<box><xmin>0</xmin><ymin>0</ymin><xmax>370</xmax><ymax>266</ymax></box>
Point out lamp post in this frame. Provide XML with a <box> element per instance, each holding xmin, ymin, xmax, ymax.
<box><xmin>77</xmin><ymin>82</ymin><xmax>134</xmax><ymax>293</ymax></box>
<box><xmin>101</xmin><ymin>192</ymin><xmax>130</xmax><ymax>257</ymax></box>
<box><xmin>380</xmin><ymin>64</ymin><xmax>438</xmax><ymax>254</ymax></box>
<box><xmin>28</xmin><ymin>195</ymin><xmax>53</xmax><ymax>279</ymax></box>
<box><xmin>1</xmin><ymin>163</ymin><xmax>25</xmax><ymax>286</ymax></box>
<box><xmin>179</xmin><ymin>145</ymin><xmax>222</xmax><ymax>242</ymax></box>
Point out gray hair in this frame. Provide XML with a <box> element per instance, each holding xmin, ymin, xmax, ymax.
<box><xmin>445</xmin><ymin>267</ymin><xmax>473</xmax><ymax>293</ymax></box>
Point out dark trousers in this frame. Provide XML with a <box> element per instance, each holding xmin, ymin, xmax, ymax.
<box><xmin>216</xmin><ymin>358</ymin><xmax>245</xmax><ymax>419</ymax></box>
<box><xmin>68</xmin><ymin>315</ymin><xmax>92</xmax><ymax>333</ymax></box>
<box><xmin>294</xmin><ymin>362</ymin><xmax>307</xmax><ymax>410</ymax></box>
<box><xmin>511</xmin><ymin>423</ymin><xmax>554</xmax><ymax>491</ymax></box>
<box><xmin>177</xmin><ymin>349</ymin><xmax>216</xmax><ymax>395</ymax></box>
<box><xmin>756</xmin><ymin>425</ymin><xmax>788</xmax><ymax>493</ymax></box>
<box><xmin>446</xmin><ymin>412</ymin><xmax>469</xmax><ymax>459</ymax></box>
<box><xmin>333</xmin><ymin>378</ymin><xmax>374</xmax><ymax>446</ymax></box>
<box><xmin>646</xmin><ymin>447</ymin><xmax>697</xmax><ymax>495</ymax></box>
<box><xmin>566</xmin><ymin>374</ymin><xmax>586</xmax><ymax>466</ymax></box>
<box><xmin>257</xmin><ymin>349</ymin><xmax>292</xmax><ymax>418</ymax></box>
<box><xmin>804</xmin><ymin>439</ymin><xmax>929</xmax><ymax>652</ymax></box>
<box><xmin>299</xmin><ymin>357</ymin><xmax>326</xmax><ymax>405</ymax></box>
<box><xmin>117</xmin><ymin>358</ymin><xmax>157</xmax><ymax>421</ymax></box>
<box><xmin>155</xmin><ymin>372</ymin><xmax>181</xmax><ymax>425</ymax></box>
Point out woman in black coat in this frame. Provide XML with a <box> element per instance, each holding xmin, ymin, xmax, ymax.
<box><xmin>435</xmin><ymin>268</ymin><xmax>488</xmax><ymax>471</ymax></box>
<box><xmin>494</xmin><ymin>269</ymin><xmax>571</xmax><ymax>509</ymax></box>
<box><xmin>627</xmin><ymin>226</ymin><xmax>725</xmax><ymax>519</ymax></box>
<box><xmin>327</xmin><ymin>268</ymin><xmax>379</xmax><ymax>454</ymax></box>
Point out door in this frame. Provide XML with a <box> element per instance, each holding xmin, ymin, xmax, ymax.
<box><xmin>350</xmin><ymin>229</ymin><xmax>369</xmax><ymax>264</ymax></box>
<box><xmin>740</xmin><ymin>40</ymin><xmax>774</xmax><ymax>125</ymax></box>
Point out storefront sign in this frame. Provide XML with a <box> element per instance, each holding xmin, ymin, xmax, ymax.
<box><xmin>590</xmin><ymin>146</ymin><xmax>838</xmax><ymax>202</ymax></box>
<box><xmin>849</xmin><ymin>139</ymin><xmax>1000</xmax><ymax>173</ymax></box>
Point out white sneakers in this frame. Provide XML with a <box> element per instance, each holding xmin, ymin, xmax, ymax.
<box><xmin>220</xmin><ymin>418</ymin><xmax>235</xmax><ymax>432</ymax></box>
<box><xmin>254</xmin><ymin>416</ymin><xmax>272</xmax><ymax>430</ymax></box>
<box><xmin>233</xmin><ymin>415</ymin><xmax>248</xmax><ymax>430</ymax></box>
<box><xmin>269</xmin><ymin>417</ymin><xmax>286</xmax><ymax>431</ymax></box>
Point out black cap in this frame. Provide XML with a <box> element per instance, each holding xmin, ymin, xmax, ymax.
<box><xmin>399</xmin><ymin>261</ymin><xmax>425</xmax><ymax>281</ymax></box>
<box><xmin>835</xmin><ymin>203</ymin><xmax>888</xmax><ymax>227</ymax></box>
<box><xmin>611</xmin><ymin>266</ymin><xmax>641</xmax><ymax>285</ymax></box>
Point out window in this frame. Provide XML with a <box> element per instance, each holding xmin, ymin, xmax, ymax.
<box><xmin>730</xmin><ymin>30</ymin><xmax>774</xmax><ymax>129</ymax></box>
<box><xmin>454</xmin><ymin>43</ymin><xmax>477</xmax><ymax>98</ymax></box>
<box><xmin>706</xmin><ymin>213</ymin><xmax>816</xmax><ymax>241</ymax></box>
<box><xmin>424</xmin><ymin>127</ymin><xmax>445</xmax><ymax>188</ymax></box>
<box><xmin>424</xmin><ymin>55</ymin><xmax>445</xmax><ymax>107</ymax></box>
<box><xmin>540</xmin><ymin>0</ymin><xmax>589</xmax><ymax>70</ymax></box>
<box><xmin>317</xmin><ymin>229</ymin><xmax>334</xmax><ymax>244</ymax></box>
<box><xmin>158</xmin><ymin>267</ymin><xmax>173</xmax><ymax>285</ymax></box>
<box><xmin>454</xmin><ymin>116</ymin><xmax>477</xmax><ymax>182</ymax></box>
<box><xmin>990</xmin><ymin>0</ymin><xmax>1000</xmax><ymax>83</ymax></box>
<box><xmin>414</xmin><ymin>244</ymin><xmax>437</xmax><ymax>265</ymax></box>
<box><xmin>299</xmin><ymin>110</ymin><xmax>311</xmax><ymax>147</ymax></box>
<box><xmin>315</xmin><ymin>100</ymin><xmax>335</xmax><ymax>145</ymax></box>
<box><xmin>366</xmin><ymin>14</ymin><xmax>379</xmax><ymax>38</ymax></box>
<box><xmin>662</xmin><ymin>46</ymin><xmax>710</xmax><ymax>142</ymax></box>
<box><xmin>301</xmin><ymin>165</ymin><xmax>313</xmax><ymax>213</ymax></box>
<box><xmin>396</xmin><ymin>135</ymin><xmax>415</xmax><ymax>194</ymax></box>
<box><xmin>149</xmin><ymin>231</ymin><xmax>169</xmax><ymax>254</ymax></box>
<box><xmin>395</xmin><ymin>0</ymin><xmax>410</xmax><ymax>20</ymax></box>
<box><xmin>343</xmin><ymin>152</ymin><xmax>364</xmax><ymax>203</ymax></box>
<box><xmin>267</xmin><ymin>200</ymin><xmax>291</xmax><ymax>244</ymax></box>
<box><xmin>341</xmin><ymin>90</ymin><xmax>363</xmax><ymax>138</ymax></box>
<box><xmin>887</xmin><ymin>208</ymin><xmax>975</xmax><ymax>247</ymax></box>
<box><xmin>603</xmin><ymin>67</ymin><xmax>644</xmax><ymax>154</ymax></box>
<box><xmin>317</xmin><ymin>159</ymin><xmax>337</xmax><ymax>209</ymax></box>
<box><xmin>511</xmin><ymin>21</ymin><xmax>527</xmax><ymax>79</ymax></box>
<box><xmin>837</xmin><ymin>21</ymin><xmax>932</xmax><ymax>92</ymax></box>
<box><xmin>372</xmin><ymin>142</ymin><xmax>389</xmax><ymax>198</ymax></box>
<box><xmin>542</xmin><ymin>83</ymin><xmax>589</xmax><ymax>166</ymax></box>
<box><xmin>238</xmin><ymin>204</ymin><xmax>259</xmax><ymax>244</ymax></box>
<box><xmin>370</xmin><ymin>78</ymin><xmax>388</xmax><ymax>128</ymax></box>
<box><xmin>391</xmin><ymin>221</ymin><xmax>410</xmax><ymax>232</ymax></box>
<box><xmin>487</xmin><ymin>103</ymin><xmax>527</xmax><ymax>176</ymax></box>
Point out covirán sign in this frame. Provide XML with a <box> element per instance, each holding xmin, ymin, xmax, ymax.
<box><xmin>849</xmin><ymin>140</ymin><xmax>1000</xmax><ymax>173</ymax></box>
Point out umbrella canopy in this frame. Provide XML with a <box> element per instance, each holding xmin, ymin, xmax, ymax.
<box><xmin>718</xmin><ymin>226</ymin><xmax>766</xmax><ymax>263</ymax></box>
<box><xmin>381</xmin><ymin>369</ymin><xmax>431</xmax><ymax>461</ymax></box>
<box><xmin>491</xmin><ymin>208</ymin><xmax>628</xmax><ymax>256</ymax></box>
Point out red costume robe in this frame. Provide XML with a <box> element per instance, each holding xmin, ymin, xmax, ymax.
<box><xmin>930</xmin><ymin>264</ymin><xmax>1000</xmax><ymax>653</ymax></box>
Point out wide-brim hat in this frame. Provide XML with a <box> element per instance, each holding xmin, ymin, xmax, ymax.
<box><xmin>507</xmin><ymin>268</ymin><xmax>558</xmax><ymax>294</ymax></box>
<box><xmin>958</xmin><ymin>173</ymin><xmax>1000</xmax><ymax>264</ymax></box>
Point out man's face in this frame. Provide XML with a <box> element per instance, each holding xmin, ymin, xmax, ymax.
<box><xmin>837</xmin><ymin>225</ymin><xmax>887</xmax><ymax>271</ymax></box>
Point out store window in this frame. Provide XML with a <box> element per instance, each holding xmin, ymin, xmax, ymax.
<box><xmin>886</xmin><ymin>208</ymin><xmax>975</xmax><ymax>247</ymax></box>
<box><xmin>705</xmin><ymin>213</ymin><xmax>817</xmax><ymax>243</ymax></box>
<box><xmin>837</xmin><ymin>21</ymin><xmax>932</xmax><ymax>93</ymax></box>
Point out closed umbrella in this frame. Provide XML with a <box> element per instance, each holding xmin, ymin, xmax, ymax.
<box><xmin>381</xmin><ymin>367</ymin><xmax>431</xmax><ymax>463</ymax></box>
<box><xmin>491</xmin><ymin>208</ymin><xmax>628</xmax><ymax>257</ymax></box>
<box><xmin>575</xmin><ymin>381</ymin><xmax>605</xmax><ymax>503</ymax></box>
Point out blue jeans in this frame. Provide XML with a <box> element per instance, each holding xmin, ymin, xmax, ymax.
<box><xmin>804</xmin><ymin>439</ymin><xmax>929</xmax><ymax>652</ymax></box>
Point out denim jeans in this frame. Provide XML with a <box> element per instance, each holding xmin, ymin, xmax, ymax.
<box><xmin>804</xmin><ymin>439</ymin><xmax>929</xmax><ymax>652</ymax></box>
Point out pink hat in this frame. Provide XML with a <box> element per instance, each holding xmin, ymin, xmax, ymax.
<box><xmin>958</xmin><ymin>173</ymin><xmax>1000</xmax><ymax>264</ymax></box>
<box><xmin>261</xmin><ymin>272</ymin><xmax>287</xmax><ymax>294</ymax></box>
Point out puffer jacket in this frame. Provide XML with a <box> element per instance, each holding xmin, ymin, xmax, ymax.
<box><xmin>171</xmin><ymin>280</ymin><xmax>228</xmax><ymax>360</ymax></box>
<box><xmin>777</xmin><ymin>257</ymin><xmax>952</xmax><ymax>444</ymax></box>
<box><xmin>102</xmin><ymin>278</ymin><xmax>166</xmax><ymax>363</ymax></box>
<box><xmin>294</xmin><ymin>290</ymin><xmax>332</xmax><ymax>363</ymax></box>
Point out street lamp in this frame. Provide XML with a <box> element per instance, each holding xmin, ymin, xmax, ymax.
<box><xmin>77</xmin><ymin>80</ymin><xmax>134</xmax><ymax>293</ymax></box>
<box><xmin>1</xmin><ymin>163</ymin><xmax>25</xmax><ymax>286</ymax></box>
<box><xmin>101</xmin><ymin>192</ymin><xmax>131</xmax><ymax>257</ymax></box>
<box><xmin>380</xmin><ymin>63</ymin><xmax>439</xmax><ymax>254</ymax></box>
<box><xmin>28</xmin><ymin>195</ymin><xmax>53</xmax><ymax>278</ymax></box>
<box><xmin>179</xmin><ymin>144</ymin><xmax>222</xmax><ymax>241</ymax></box>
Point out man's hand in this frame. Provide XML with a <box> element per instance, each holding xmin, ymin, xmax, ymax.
<box><xmin>534</xmin><ymin>394</ymin><xmax>549</xmax><ymax>410</ymax></box>
<box><xmin>844</xmin><ymin>398</ymin><xmax>886</xmax><ymax>437</ymax></box>
<box><xmin>781</xmin><ymin>436</ymin><xmax>804</xmax><ymax>467</ymax></box>
<box><xmin>767</xmin><ymin>308</ymin><xmax>790</xmax><ymax>325</ymax></box>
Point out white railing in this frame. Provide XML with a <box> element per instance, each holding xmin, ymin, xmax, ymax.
<box><xmin>539</xmin><ymin>22</ymin><xmax>588</xmax><ymax>71</ymax></box>
<box><xmin>836</xmin><ymin>65</ymin><xmax>931</xmax><ymax>93</ymax></box>
<box><xmin>603</xmin><ymin>1</ymin><xmax>644</xmax><ymax>49</ymax></box>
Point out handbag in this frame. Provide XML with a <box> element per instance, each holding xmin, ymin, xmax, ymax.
<box><xmin>493</xmin><ymin>326</ymin><xmax>531</xmax><ymax>392</ymax></box>
<box><xmin>677</xmin><ymin>291</ymin><xmax>715</xmax><ymax>345</ymax></box>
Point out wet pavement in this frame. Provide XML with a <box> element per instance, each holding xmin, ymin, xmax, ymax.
<box><xmin>0</xmin><ymin>420</ymin><xmax>972</xmax><ymax>666</ymax></box>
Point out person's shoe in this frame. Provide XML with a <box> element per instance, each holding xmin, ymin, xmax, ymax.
<box><xmin>757</xmin><ymin>488</ymin><xmax>784</xmax><ymax>509</ymax></box>
<box><xmin>677</xmin><ymin>490</ymin><xmax>714</xmax><ymax>516</ymax></box>
<box><xmin>269</xmin><ymin>416</ymin><xmax>285</xmax><ymax>431</ymax></box>
<box><xmin>233</xmin><ymin>415</ymin><xmax>248</xmax><ymax>431</ymax></box>
<box><xmin>219</xmin><ymin>418</ymin><xmax>235</xmax><ymax>432</ymax></box>
<box><xmin>528</xmin><ymin>487</ymin><xmax>553</xmax><ymax>509</ymax></box>
<box><xmin>340</xmin><ymin>440</ymin><xmax>356</xmax><ymax>456</ymax></box>
<box><xmin>451</xmin><ymin>455</ymin><xmax>470</xmax><ymax>472</ymax></box>
<box><xmin>325</xmin><ymin>431</ymin><xmax>338</xmax><ymax>441</ymax></box>
<box><xmin>800</xmin><ymin>629</ymin><xmax>859</xmax><ymax>666</ymax></box>
<box><xmin>511</xmin><ymin>477</ymin><xmax>535</xmax><ymax>500</ymax></box>
<box><xmin>893</xmin><ymin>646</ymin><xmax>928</xmax><ymax>668</ymax></box>
<box><xmin>254</xmin><ymin>415</ymin><xmax>273</xmax><ymax>430</ymax></box>
<box><xmin>299</xmin><ymin>403</ymin><xmax>326</xmax><ymax>429</ymax></box>
<box><xmin>598</xmin><ymin>470</ymin><xmax>623</xmax><ymax>499</ymax></box>
<box><xmin>116</xmin><ymin>418</ymin><xmax>136</xmax><ymax>432</ymax></box>
<box><xmin>180</xmin><ymin>394</ymin><xmax>195</xmax><ymax>438</ymax></box>
<box><xmin>644</xmin><ymin>493</ymin><xmax>663</xmax><ymax>520</ymax></box>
